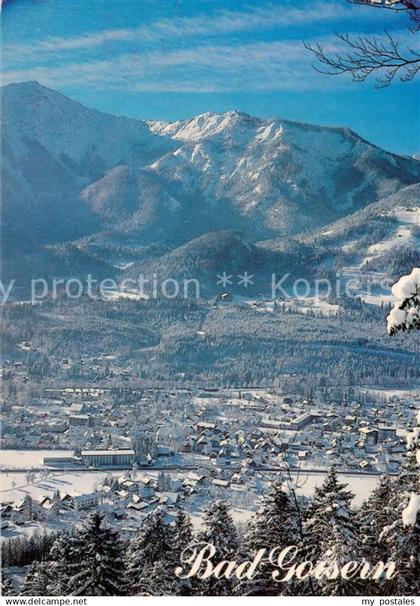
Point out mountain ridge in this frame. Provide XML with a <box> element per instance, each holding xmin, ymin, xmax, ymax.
<box><xmin>2</xmin><ymin>81</ymin><xmax>419</xmax><ymax>289</ymax></box>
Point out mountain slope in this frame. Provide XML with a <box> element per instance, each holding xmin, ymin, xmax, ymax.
<box><xmin>1</xmin><ymin>81</ymin><xmax>176</xmax><ymax>249</ymax></box>
<box><xmin>310</xmin><ymin>184</ymin><xmax>420</xmax><ymax>278</ymax></box>
<box><xmin>2</xmin><ymin>82</ymin><xmax>419</xmax><ymax>290</ymax></box>
<box><xmin>80</xmin><ymin>110</ymin><xmax>420</xmax><ymax>256</ymax></box>
<box><xmin>124</xmin><ymin>230</ymin><xmax>323</xmax><ymax>296</ymax></box>
<box><xmin>147</xmin><ymin>111</ymin><xmax>420</xmax><ymax>239</ymax></box>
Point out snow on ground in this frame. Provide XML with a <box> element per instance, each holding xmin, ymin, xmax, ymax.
<box><xmin>339</xmin><ymin>265</ymin><xmax>391</xmax><ymax>306</ymax></box>
<box><xmin>288</xmin><ymin>471</ymin><xmax>377</xmax><ymax>508</ymax></box>
<box><xmin>389</xmin><ymin>206</ymin><xmax>420</xmax><ymax>226</ymax></box>
<box><xmin>0</xmin><ymin>450</ymin><xmax>73</xmax><ymax>469</ymax></box>
<box><xmin>366</xmin><ymin>224</ymin><xmax>416</xmax><ymax>260</ymax></box>
<box><xmin>103</xmin><ymin>289</ymin><xmax>149</xmax><ymax>301</ymax></box>
<box><xmin>0</xmin><ymin>469</ymin><xmax>132</xmax><ymax>502</ymax></box>
<box><xmin>244</xmin><ymin>298</ymin><xmax>340</xmax><ymax>317</ymax></box>
<box><xmin>357</xmin><ymin>386</ymin><xmax>420</xmax><ymax>402</ymax></box>
<box><xmin>281</xmin><ymin>297</ymin><xmax>340</xmax><ymax>316</ymax></box>
<box><xmin>361</xmin><ymin>293</ymin><xmax>394</xmax><ymax>305</ymax></box>
<box><xmin>0</xmin><ymin>467</ymin><xmax>378</xmax><ymax>512</ymax></box>
<box><xmin>341</xmin><ymin>240</ymin><xmax>360</xmax><ymax>253</ymax></box>
<box><xmin>337</xmin><ymin>203</ymin><xmax>419</xmax><ymax>307</ymax></box>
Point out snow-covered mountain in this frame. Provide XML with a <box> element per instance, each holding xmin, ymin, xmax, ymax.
<box><xmin>1</xmin><ymin>81</ymin><xmax>175</xmax><ymax>251</ymax></box>
<box><xmin>300</xmin><ymin>183</ymin><xmax>420</xmax><ymax>281</ymax></box>
<box><xmin>3</xmin><ymin>81</ymin><xmax>172</xmax><ymax>169</ymax></box>
<box><xmin>2</xmin><ymin>81</ymin><xmax>419</xmax><ymax>285</ymax></box>
<box><xmin>80</xmin><ymin>109</ymin><xmax>420</xmax><ymax>256</ymax></box>
<box><xmin>146</xmin><ymin>110</ymin><xmax>419</xmax><ymax>238</ymax></box>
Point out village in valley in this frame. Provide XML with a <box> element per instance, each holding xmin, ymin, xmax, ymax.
<box><xmin>1</xmin><ymin>353</ymin><xmax>418</xmax><ymax>541</ymax></box>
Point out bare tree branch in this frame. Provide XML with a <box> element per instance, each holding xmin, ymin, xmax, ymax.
<box><xmin>304</xmin><ymin>0</ymin><xmax>420</xmax><ymax>87</ymax></box>
<box><xmin>350</xmin><ymin>0</ymin><xmax>420</xmax><ymax>31</ymax></box>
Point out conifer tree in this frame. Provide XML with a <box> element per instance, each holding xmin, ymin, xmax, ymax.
<box><xmin>47</xmin><ymin>531</ymin><xmax>82</xmax><ymax>595</ymax></box>
<box><xmin>1</xmin><ymin>575</ymin><xmax>17</xmax><ymax>596</ymax></box>
<box><xmin>383</xmin><ymin>413</ymin><xmax>420</xmax><ymax>596</ymax></box>
<box><xmin>173</xmin><ymin>509</ymin><xmax>194</xmax><ymax>560</ymax></box>
<box><xmin>171</xmin><ymin>509</ymin><xmax>198</xmax><ymax>596</ymax></box>
<box><xmin>358</xmin><ymin>475</ymin><xmax>397</xmax><ymax>563</ymax></box>
<box><xmin>67</xmin><ymin>513</ymin><xmax>125</xmax><ymax>596</ymax></box>
<box><xmin>21</xmin><ymin>561</ymin><xmax>52</xmax><ymax>596</ymax></box>
<box><xmin>134</xmin><ymin>560</ymin><xmax>176</xmax><ymax>596</ymax></box>
<box><xmin>200</xmin><ymin>500</ymin><xmax>238</xmax><ymax>558</ymax></box>
<box><xmin>125</xmin><ymin>509</ymin><xmax>173</xmax><ymax>595</ymax></box>
<box><xmin>380</xmin><ymin>510</ymin><xmax>420</xmax><ymax>596</ymax></box>
<box><xmin>197</xmin><ymin>500</ymin><xmax>238</xmax><ymax>595</ymax></box>
<box><xmin>304</xmin><ymin>467</ymin><xmax>362</xmax><ymax>596</ymax></box>
<box><xmin>394</xmin><ymin>430</ymin><xmax>420</xmax><ymax>498</ymax></box>
<box><xmin>238</xmin><ymin>480</ymin><xmax>299</xmax><ymax>596</ymax></box>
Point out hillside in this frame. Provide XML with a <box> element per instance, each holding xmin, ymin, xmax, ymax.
<box><xmin>2</xmin><ymin>82</ymin><xmax>419</xmax><ymax>291</ymax></box>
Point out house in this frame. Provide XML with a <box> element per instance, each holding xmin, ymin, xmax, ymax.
<box><xmin>158</xmin><ymin>492</ymin><xmax>181</xmax><ymax>506</ymax></box>
<box><xmin>73</xmin><ymin>492</ymin><xmax>99</xmax><ymax>510</ymax></box>
<box><xmin>378</xmin><ymin>425</ymin><xmax>397</xmax><ymax>442</ymax></box>
<box><xmin>68</xmin><ymin>403</ymin><xmax>87</xmax><ymax>415</ymax></box>
<box><xmin>60</xmin><ymin>494</ymin><xmax>75</xmax><ymax>509</ymax></box>
<box><xmin>290</xmin><ymin>412</ymin><xmax>323</xmax><ymax>430</ymax></box>
<box><xmin>118</xmin><ymin>478</ymin><xmax>137</xmax><ymax>492</ymax></box>
<box><xmin>81</xmin><ymin>449</ymin><xmax>136</xmax><ymax>467</ymax></box>
<box><xmin>69</xmin><ymin>414</ymin><xmax>94</xmax><ymax>427</ymax></box>
<box><xmin>212</xmin><ymin>479</ymin><xmax>229</xmax><ymax>489</ymax></box>
<box><xmin>127</xmin><ymin>501</ymin><xmax>152</xmax><ymax>513</ymax></box>
<box><xmin>37</xmin><ymin>497</ymin><xmax>60</xmax><ymax>518</ymax></box>
<box><xmin>186</xmin><ymin>472</ymin><xmax>206</xmax><ymax>484</ymax></box>
<box><xmin>157</xmin><ymin>445</ymin><xmax>173</xmax><ymax>457</ymax></box>
<box><xmin>359</xmin><ymin>427</ymin><xmax>379</xmax><ymax>445</ymax></box>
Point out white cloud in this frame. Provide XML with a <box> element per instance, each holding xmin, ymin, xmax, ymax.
<box><xmin>2</xmin><ymin>0</ymin><xmax>407</xmax><ymax>95</ymax></box>
<box><xmin>1</xmin><ymin>38</ymin><xmax>350</xmax><ymax>92</ymax></box>
<box><xmin>3</xmin><ymin>0</ymin><xmax>376</xmax><ymax>61</ymax></box>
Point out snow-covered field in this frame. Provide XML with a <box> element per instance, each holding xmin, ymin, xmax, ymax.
<box><xmin>281</xmin><ymin>297</ymin><xmax>340</xmax><ymax>316</ymax></box>
<box><xmin>289</xmin><ymin>472</ymin><xmax>377</xmax><ymax>507</ymax></box>
<box><xmin>0</xmin><ymin>450</ymin><xmax>73</xmax><ymax>469</ymax></box>
<box><xmin>0</xmin><ymin>469</ymin><xmax>159</xmax><ymax>505</ymax></box>
<box><xmin>103</xmin><ymin>289</ymin><xmax>149</xmax><ymax>301</ymax></box>
<box><xmin>244</xmin><ymin>297</ymin><xmax>340</xmax><ymax>317</ymax></box>
<box><xmin>0</xmin><ymin>466</ymin><xmax>378</xmax><ymax>510</ymax></box>
<box><xmin>357</xmin><ymin>386</ymin><xmax>420</xmax><ymax>402</ymax></box>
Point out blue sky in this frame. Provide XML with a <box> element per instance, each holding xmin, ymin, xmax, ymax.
<box><xmin>2</xmin><ymin>0</ymin><xmax>419</xmax><ymax>155</ymax></box>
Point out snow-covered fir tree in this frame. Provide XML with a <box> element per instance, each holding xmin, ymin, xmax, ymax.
<box><xmin>133</xmin><ymin>559</ymin><xmax>176</xmax><ymax>596</ymax></box>
<box><xmin>21</xmin><ymin>561</ymin><xmax>52</xmax><ymax>596</ymax></box>
<box><xmin>380</xmin><ymin>505</ymin><xmax>420</xmax><ymax>596</ymax></box>
<box><xmin>358</xmin><ymin>475</ymin><xmax>397</xmax><ymax>563</ymax></box>
<box><xmin>237</xmin><ymin>479</ymin><xmax>300</xmax><ymax>595</ymax></box>
<box><xmin>200</xmin><ymin>500</ymin><xmax>238</xmax><ymax>558</ymax></box>
<box><xmin>125</xmin><ymin>508</ymin><xmax>173</xmax><ymax>595</ymax></box>
<box><xmin>171</xmin><ymin>509</ymin><xmax>198</xmax><ymax>595</ymax></box>
<box><xmin>66</xmin><ymin>513</ymin><xmax>126</xmax><ymax>596</ymax></box>
<box><xmin>173</xmin><ymin>508</ymin><xmax>194</xmax><ymax>559</ymax></box>
<box><xmin>1</xmin><ymin>575</ymin><xmax>17</xmax><ymax>596</ymax></box>
<box><xmin>47</xmin><ymin>531</ymin><xmax>83</xmax><ymax>595</ymax></box>
<box><xmin>394</xmin><ymin>413</ymin><xmax>420</xmax><ymax>498</ymax></box>
<box><xmin>387</xmin><ymin>268</ymin><xmax>420</xmax><ymax>335</ymax></box>
<box><xmin>381</xmin><ymin>410</ymin><xmax>420</xmax><ymax>596</ymax></box>
<box><xmin>198</xmin><ymin>500</ymin><xmax>239</xmax><ymax>595</ymax></box>
<box><xmin>303</xmin><ymin>467</ymin><xmax>362</xmax><ymax>596</ymax></box>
